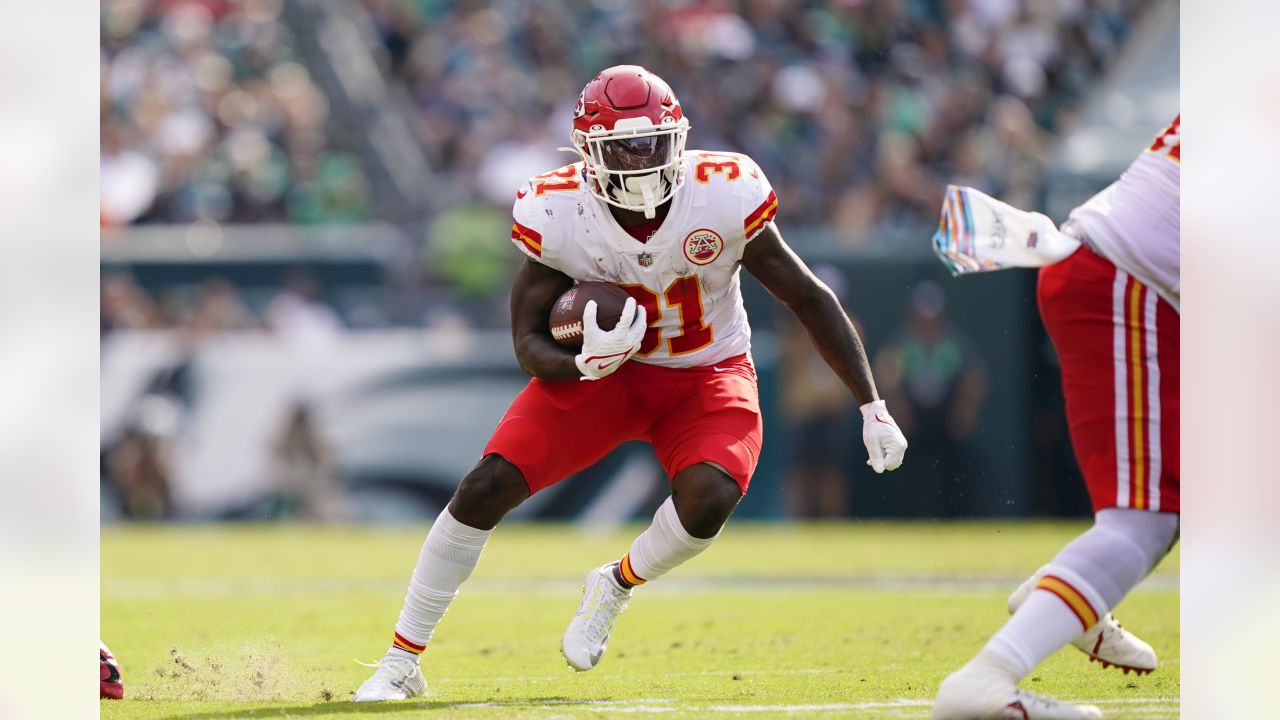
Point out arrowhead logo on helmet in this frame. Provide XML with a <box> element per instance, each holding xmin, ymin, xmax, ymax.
<box><xmin>568</xmin><ymin>65</ymin><xmax>691</xmax><ymax>220</ymax></box>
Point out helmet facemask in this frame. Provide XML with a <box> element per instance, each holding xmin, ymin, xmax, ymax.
<box><xmin>571</xmin><ymin>117</ymin><xmax>689</xmax><ymax>219</ymax></box>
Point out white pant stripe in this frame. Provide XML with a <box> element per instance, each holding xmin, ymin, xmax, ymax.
<box><xmin>1112</xmin><ymin>270</ymin><xmax>1131</xmax><ymax>508</ymax></box>
<box><xmin>1144</xmin><ymin>288</ymin><xmax>1162</xmax><ymax>511</ymax></box>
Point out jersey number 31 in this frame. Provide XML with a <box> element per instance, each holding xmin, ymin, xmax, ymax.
<box><xmin>620</xmin><ymin>276</ymin><xmax>712</xmax><ymax>356</ymax></box>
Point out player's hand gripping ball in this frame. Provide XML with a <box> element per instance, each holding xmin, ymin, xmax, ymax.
<box><xmin>550</xmin><ymin>282</ymin><xmax>648</xmax><ymax>381</ymax></box>
<box><xmin>549</xmin><ymin>282</ymin><xmax>633</xmax><ymax>350</ymax></box>
<box><xmin>101</xmin><ymin>641</ymin><xmax>124</xmax><ymax>700</ymax></box>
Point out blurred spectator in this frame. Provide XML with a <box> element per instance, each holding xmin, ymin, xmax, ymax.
<box><xmin>101</xmin><ymin>272</ymin><xmax>163</xmax><ymax>335</ymax></box>
<box><xmin>874</xmin><ymin>279</ymin><xmax>989</xmax><ymax>516</ymax></box>
<box><xmin>104</xmin><ymin>394</ymin><xmax>180</xmax><ymax>520</ymax></box>
<box><xmin>779</xmin><ymin>264</ymin><xmax>857</xmax><ymax>518</ymax></box>
<box><xmin>269</xmin><ymin>402</ymin><xmax>350</xmax><ymax>522</ymax></box>
<box><xmin>424</xmin><ymin>202</ymin><xmax>515</xmax><ymax>323</ymax></box>
<box><xmin>189</xmin><ymin>277</ymin><xmax>256</xmax><ymax>333</ymax></box>
<box><xmin>265</xmin><ymin>268</ymin><xmax>345</xmax><ymax>350</ymax></box>
<box><xmin>101</xmin><ymin>272</ymin><xmax>265</xmax><ymax>340</ymax></box>
<box><xmin>100</xmin><ymin>0</ymin><xmax>373</xmax><ymax>224</ymax></box>
<box><xmin>101</xmin><ymin>125</ymin><xmax>160</xmax><ymax>225</ymax></box>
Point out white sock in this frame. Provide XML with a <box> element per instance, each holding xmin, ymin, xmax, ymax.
<box><xmin>983</xmin><ymin>509</ymin><xmax>1177</xmax><ymax>678</ymax></box>
<box><xmin>389</xmin><ymin>507</ymin><xmax>492</xmax><ymax>659</ymax></box>
<box><xmin>616</xmin><ymin>496</ymin><xmax>717</xmax><ymax>586</ymax></box>
<box><xmin>984</xmin><ymin>565</ymin><xmax>1106</xmax><ymax>678</ymax></box>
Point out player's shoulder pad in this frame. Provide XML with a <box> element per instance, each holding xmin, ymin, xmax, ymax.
<box><xmin>685</xmin><ymin>150</ymin><xmax>777</xmax><ymax>240</ymax></box>
<box><xmin>511</xmin><ymin>162</ymin><xmax>583</xmax><ymax>262</ymax></box>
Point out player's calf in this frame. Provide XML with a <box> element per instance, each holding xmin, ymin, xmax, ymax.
<box><xmin>358</xmin><ymin>457</ymin><xmax>523</xmax><ymax>701</ymax></box>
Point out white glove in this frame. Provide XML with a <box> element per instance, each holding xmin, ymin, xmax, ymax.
<box><xmin>860</xmin><ymin>399</ymin><xmax>907</xmax><ymax>473</ymax></box>
<box><xmin>574</xmin><ymin>297</ymin><xmax>647</xmax><ymax>381</ymax></box>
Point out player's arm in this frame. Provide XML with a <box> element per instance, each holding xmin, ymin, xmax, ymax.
<box><xmin>742</xmin><ymin>222</ymin><xmax>878</xmax><ymax>403</ymax></box>
<box><xmin>509</xmin><ymin>258</ymin><xmax>648</xmax><ymax>382</ymax></box>
<box><xmin>509</xmin><ymin>258</ymin><xmax>580</xmax><ymax>381</ymax></box>
<box><xmin>741</xmin><ymin>221</ymin><xmax>908</xmax><ymax>472</ymax></box>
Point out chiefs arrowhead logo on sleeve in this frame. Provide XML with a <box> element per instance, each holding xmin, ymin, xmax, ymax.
<box><xmin>683</xmin><ymin>229</ymin><xmax>724</xmax><ymax>265</ymax></box>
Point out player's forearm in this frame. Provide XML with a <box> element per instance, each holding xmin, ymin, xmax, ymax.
<box><xmin>514</xmin><ymin>331</ymin><xmax>582</xmax><ymax>381</ymax></box>
<box><xmin>789</xmin><ymin>289</ymin><xmax>879</xmax><ymax>406</ymax></box>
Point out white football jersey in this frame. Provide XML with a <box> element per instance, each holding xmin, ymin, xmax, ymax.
<box><xmin>1065</xmin><ymin>116</ymin><xmax>1180</xmax><ymax>311</ymax></box>
<box><xmin>510</xmin><ymin>150</ymin><xmax>778</xmax><ymax>368</ymax></box>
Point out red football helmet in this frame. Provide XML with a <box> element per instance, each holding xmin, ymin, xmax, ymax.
<box><xmin>570</xmin><ymin>65</ymin><xmax>690</xmax><ymax>218</ymax></box>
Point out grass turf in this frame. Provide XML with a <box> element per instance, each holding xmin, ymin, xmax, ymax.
<box><xmin>102</xmin><ymin>522</ymin><xmax>1179</xmax><ymax>719</ymax></box>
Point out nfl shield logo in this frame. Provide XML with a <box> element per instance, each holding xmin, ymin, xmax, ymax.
<box><xmin>637</xmin><ymin>252</ymin><xmax>653</xmax><ymax>267</ymax></box>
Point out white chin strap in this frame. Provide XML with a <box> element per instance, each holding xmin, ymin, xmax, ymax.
<box><xmin>612</xmin><ymin>173</ymin><xmax>662</xmax><ymax>219</ymax></box>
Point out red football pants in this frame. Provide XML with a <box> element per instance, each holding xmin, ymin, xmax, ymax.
<box><xmin>483</xmin><ymin>354</ymin><xmax>763</xmax><ymax>494</ymax></box>
<box><xmin>1038</xmin><ymin>246</ymin><xmax>1179</xmax><ymax>513</ymax></box>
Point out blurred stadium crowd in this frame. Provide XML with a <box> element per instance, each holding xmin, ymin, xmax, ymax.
<box><xmin>103</xmin><ymin>0</ymin><xmax>1147</xmax><ymax>238</ymax></box>
<box><xmin>101</xmin><ymin>0</ymin><xmax>373</xmax><ymax>226</ymax></box>
<box><xmin>363</xmin><ymin>0</ymin><xmax>1142</xmax><ymax>244</ymax></box>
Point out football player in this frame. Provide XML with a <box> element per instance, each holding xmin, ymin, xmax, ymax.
<box><xmin>931</xmin><ymin>117</ymin><xmax>1180</xmax><ymax>719</ymax></box>
<box><xmin>354</xmin><ymin>65</ymin><xmax>908</xmax><ymax>700</ymax></box>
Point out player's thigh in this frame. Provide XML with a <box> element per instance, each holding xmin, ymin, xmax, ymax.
<box><xmin>483</xmin><ymin>375</ymin><xmax>641</xmax><ymax>494</ymax></box>
<box><xmin>1038</xmin><ymin>248</ymin><xmax>1178</xmax><ymax>513</ymax></box>
<box><xmin>649</xmin><ymin>361</ymin><xmax>762</xmax><ymax>494</ymax></box>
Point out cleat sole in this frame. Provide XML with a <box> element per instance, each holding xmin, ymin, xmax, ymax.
<box><xmin>1086</xmin><ymin>654</ymin><xmax>1154</xmax><ymax>675</ymax></box>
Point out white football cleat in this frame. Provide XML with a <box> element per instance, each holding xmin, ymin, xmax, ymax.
<box><xmin>999</xmin><ymin>690</ymin><xmax>1105</xmax><ymax>720</ymax></box>
<box><xmin>932</xmin><ymin>655</ymin><xmax>1104</xmax><ymax>720</ymax></box>
<box><xmin>1008</xmin><ymin>567</ymin><xmax>1157</xmax><ymax>675</ymax></box>
<box><xmin>561</xmin><ymin>563</ymin><xmax>632</xmax><ymax>671</ymax></box>
<box><xmin>352</xmin><ymin>653</ymin><xmax>426</xmax><ymax>701</ymax></box>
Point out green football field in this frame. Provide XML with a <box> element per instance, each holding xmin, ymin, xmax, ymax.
<box><xmin>101</xmin><ymin>522</ymin><xmax>1179</xmax><ymax>719</ymax></box>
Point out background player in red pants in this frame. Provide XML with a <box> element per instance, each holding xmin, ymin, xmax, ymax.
<box><xmin>353</xmin><ymin>65</ymin><xmax>908</xmax><ymax>701</ymax></box>
<box><xmin>932</xmin><ymin>118</ymin><xmax>1180</xmax><ymax>719</ymax></box>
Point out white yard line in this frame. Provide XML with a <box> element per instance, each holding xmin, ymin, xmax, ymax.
<box><xmin>476</xmin><ymin>667</ymin><xmax>843</xmax><ymax>683</ymax></box>
<box><xmin>102</xmin><ymin>573</ymin><xmax>1179</xmax><ymax>598</ymax></box>
<box><xmin>439</xmin><ymin>697</ymin><xmax>1177</xmax><ymax>716</ymax></box>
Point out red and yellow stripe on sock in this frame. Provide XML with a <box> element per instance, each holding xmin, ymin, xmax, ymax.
<box><xmin>392</xmin><ymin>631</ymin><xmax>426</xmax><ymax>655</ymax></box>
<box><xmin>1036</xmin><ymin>575</ymin><xmax>1100</xmax><ymax>632</ymax></box>
<box><xmin>618</xmin><ymin>553</ymin><xmax>647</xmax><ymax>587</ymax></box>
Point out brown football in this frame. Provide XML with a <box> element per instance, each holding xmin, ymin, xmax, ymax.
<box><xmin>549</xmin><ymin>281</ymin><xmax>632</xmax><ymax>350</ymax></box>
